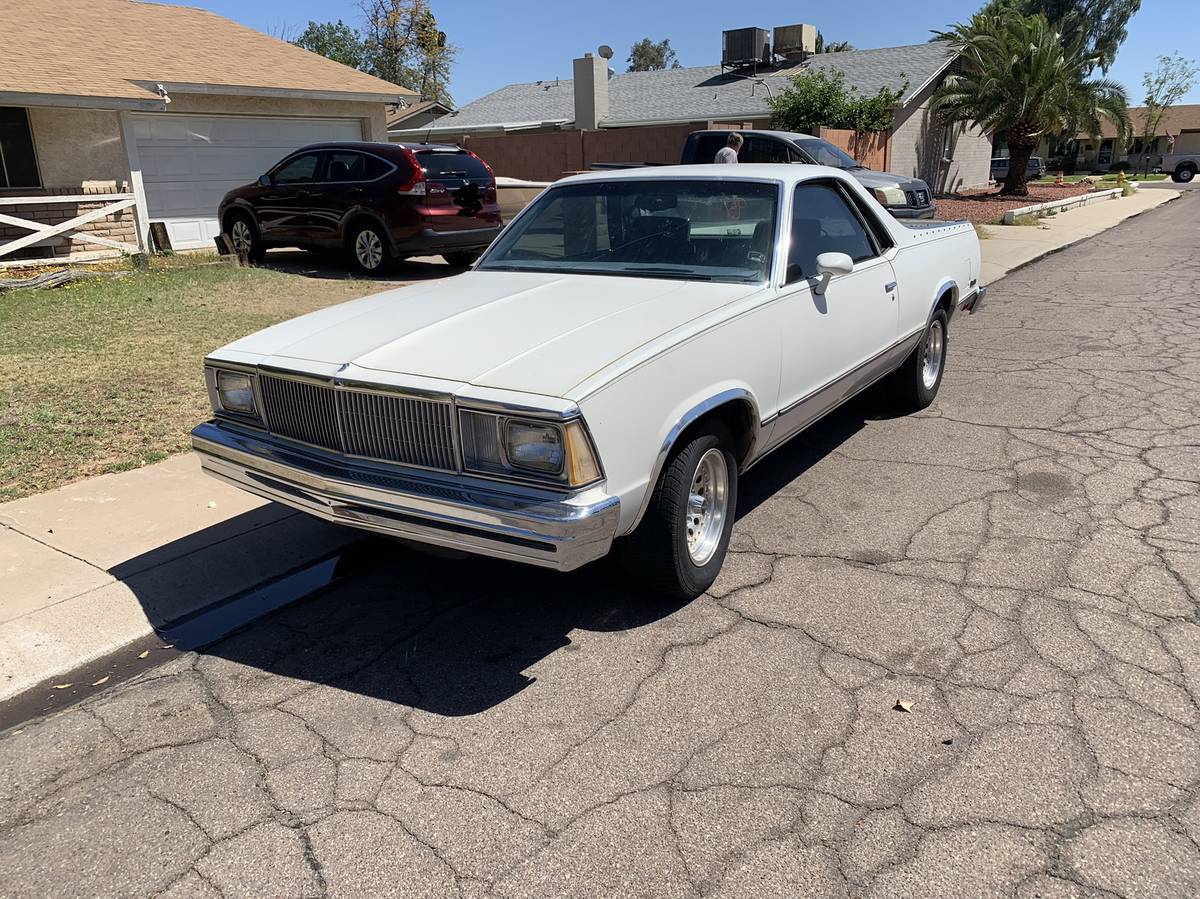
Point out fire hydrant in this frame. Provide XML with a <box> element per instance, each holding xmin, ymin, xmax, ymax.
<box><xmin>1116</xmin><ymin>170</ymin><xmax>1127</xmax><ymax>186</ymax></box>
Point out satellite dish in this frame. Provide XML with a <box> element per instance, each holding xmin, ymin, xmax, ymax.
<box><xmin>598</xmin><ymin>44</ymin><xmax>614</xmax><ymax>60</ymax></box>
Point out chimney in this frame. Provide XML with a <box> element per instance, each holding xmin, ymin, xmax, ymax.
<box><xmin>773</xmin><ymin>24</ymin><xmax>817</xmax><ymax>62</ymax></box>
<box><xmin>572</xmin><ymin>53</ymin><xmax>609</xmax><ymax>130</ymax></box>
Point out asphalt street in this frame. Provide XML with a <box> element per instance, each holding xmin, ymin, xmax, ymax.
<box><xmin>2</xmin><ymin>193</ymin><xmax>1198</xmax><ymax>898</ymax></box>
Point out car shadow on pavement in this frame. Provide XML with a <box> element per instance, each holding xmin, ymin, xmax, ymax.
<box><xmin>258</xmin><ymin>249</ymin><xmax>468</xmax><ymax>282</ymax></box>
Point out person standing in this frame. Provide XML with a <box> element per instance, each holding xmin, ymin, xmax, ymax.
<box><xmin>715</xmin><ymin>132</ymin><xmax>742</xmax><ymax>164</ymax></box>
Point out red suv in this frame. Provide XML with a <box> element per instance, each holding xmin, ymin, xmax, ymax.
<box><xmin>218</xmin><ymin>141</ymin><xmax>503</xmax><ymax>273</ymax></box>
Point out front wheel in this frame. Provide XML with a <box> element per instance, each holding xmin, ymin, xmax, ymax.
<box><xmin>1172</xmin><ymin>164</ymin><xmax>1196</xmax><ymax>183</ymax></box>
<box><xmin>620</xmin><ymin>427</ymin><xmax>738</xmax><ymax>599</ymax></box>
<box><xmin>225</xmin><ymin>213</ymin><xmax>264</xmax><ymax>263</ymax></box>
<box><xmin>887</xmin><ymin>308</ymin><xmax>948</xmax><ymax>412</ymax></box>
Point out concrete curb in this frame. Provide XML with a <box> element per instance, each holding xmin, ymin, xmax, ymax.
<box><xmin>1001</xmin><ymin>186</ymin><xmax>1127</xmax><ymax>223</ymax></box>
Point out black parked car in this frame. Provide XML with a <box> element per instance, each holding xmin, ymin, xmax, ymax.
<box><xmin>219</xmin><ymin>141</ymin><xmax>503</xmax><ymax>273</ymax></box>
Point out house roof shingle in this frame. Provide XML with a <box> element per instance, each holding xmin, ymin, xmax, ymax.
<box><xmin>412</xmin><ymin>41</ymin><xmax>956</xmax><ymax>134</ymax></box>
<box><xmin>0</xmin><ymin>0</ymin><xmax>414</xmax><ymax>106</ymax></box>
<box><xmin>1091</xmin><ymin>104</ymin><xmax>1200</xmax><ymax>139</ymax></box>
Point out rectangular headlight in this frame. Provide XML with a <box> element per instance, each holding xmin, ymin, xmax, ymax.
<box><xmin>873</xmin><ymin>186</ymin><xmax>907</xmax><ymax>207</ymax></box>
<box><xmin>216</xmin><ymin>370</ymin><xmax>256</xmax><ymax>416</ymax></box>
<box><xmin>459</xmin><ymin>410</ymin><xmax>602</xmax><ymax>487</ymax></box>
<box><xmin>505</xmin><ymin>420</ymin><xmax>564</xmax><ymax>474</ymax></box>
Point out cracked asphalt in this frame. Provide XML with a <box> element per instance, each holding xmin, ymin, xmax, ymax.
<box><xmin>3</xmin><ymin>194</ymin><xmax>1199</xmax><ymax>899</ymax></box>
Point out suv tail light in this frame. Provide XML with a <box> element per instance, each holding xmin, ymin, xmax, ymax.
<box><xmin>396</xmin><ymin>146</ymin><xmax>428</xmax><ymax>195</ymax></box>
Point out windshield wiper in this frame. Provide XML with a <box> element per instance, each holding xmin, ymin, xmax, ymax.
<box><xmin>618</xmin><ymin>267</ymin><xmax>713</xmax><ymax>280</ymax></box>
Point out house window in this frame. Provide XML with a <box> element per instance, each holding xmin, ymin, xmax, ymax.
<box><xmin>0</xmin><ymin>107</ymin><xmax>40</xmax><ymax>189</ymax></box>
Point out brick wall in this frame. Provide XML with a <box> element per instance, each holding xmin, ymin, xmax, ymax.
<box><xmin>0</xmin><ymin>183</ymin><xmax>137</xmax><ymax>262</ymax></box>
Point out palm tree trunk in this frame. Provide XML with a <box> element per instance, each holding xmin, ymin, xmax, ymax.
<box><xmin>1001</xmin><ymin>135</ymin><xmax>1038</xmax><ymax>197</ymax></box>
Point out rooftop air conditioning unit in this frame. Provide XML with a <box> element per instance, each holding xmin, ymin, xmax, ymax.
<box><xmin>721</xmin><ymin>27</ymin><xmax>771</xmax><ymax>68</ymax></box>
<box><xmin>773</xmin><ymin>24</ymin><xmax>817</xmax><ymax>60</ymax></box>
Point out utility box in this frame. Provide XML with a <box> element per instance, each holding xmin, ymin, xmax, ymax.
<box><xmin>721</xmin><ymin>27</ymin><xmax>771</xmax><ymax>67</ymax></box>
<box><xmin>773</xmin><ymin>24</ymin><xmax>817</xmax><ymax>60</ymax></box>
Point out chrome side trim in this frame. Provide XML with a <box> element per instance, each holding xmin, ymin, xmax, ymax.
<box><xmin>627</xmin><ymin>388</ymin><xmax>762</xmax><ymax>533</ymax></box>
<box><xmin>191</xmin><ymin>421</ymin><xmax>620</xmax><ymax>572</ymax></box>
<box><xmin>752</xmin><ymin>330</ymin><xmax>921</xmax><ymax>465</ymax></box>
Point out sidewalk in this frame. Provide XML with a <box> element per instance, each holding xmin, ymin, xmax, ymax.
<box><xmin>977</xmin><ymin>186</ymin><xmax>1178</xmax><ymax>285</ymax></box>
<box><xmin>0</xmin><ymin>187</ymin><xmax>1184</xmax><ymax>706</ymax></box>
<box><xmin>0</xmin><ymin>454</ymin><xmax>356</xmax><ymax>703</ymax></box>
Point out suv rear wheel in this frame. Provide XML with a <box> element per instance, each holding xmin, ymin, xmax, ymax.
<box><xmin>348</xmin><ymin>220</ymin><xmax>394</xmax><ymax>274</ymax></box>
<box><xmin>621</xmin><ymin>425</ymin><xmax>738</xmax><ymax>599</ymax></box>
<box><xmin>443</xmin><ymin>250</ymin><xmax>481</xmax><ymax>267</ymax></box>
<box><xmin>1172</xmin><ymin>163</ymin><xmax>1196</xmax><ymax>183</ymax></box>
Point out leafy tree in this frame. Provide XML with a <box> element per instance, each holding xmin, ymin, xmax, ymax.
<box><xmin>815</xmin><ymin>32</ymin><xmax>854</xmax><ymax>54</ymax></box>
<box><xmin>1138</xmin><ymin>53</ymin><xmax>1200</xmax><ymax>173</ymax></box>
<box><xmin>627</xmin><ymin>38</ymin><xmax>682</xmax><ymax>72</ymax></box>
<box><xmin>360</xmin><ymin>0</ymin><xmax>456</xmax><ymax>105</ymax></box>
<box><xmin>933</xmin><ymin>11</ymin><xmax>1129</xmax><ymax>195</ymax></box>
<box><xmin>979</xmin><ymin>0</ymin><xmax>1140</xmax><ymax>72</ymax></box>
<box><xmin>769</xmin><ymin>68</ymin><xmax>903</xmax><ymax>143</ymax></box>
<box><xmin>292</xmin><ymin>20</ymin><xmax>366</xmax><ymax>70</ymax></box>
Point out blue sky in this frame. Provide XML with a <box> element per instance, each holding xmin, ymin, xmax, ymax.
<box><xmin>170</xmin><ymin>0</ymin><xmax>1198</xmax><ymax>106</ymax></box>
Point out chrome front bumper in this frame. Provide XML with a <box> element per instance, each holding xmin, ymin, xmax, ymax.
<box><xmin>191</xmin><ymin>421</ymin><xmax>620</xmax><ymax>571</ymax></box>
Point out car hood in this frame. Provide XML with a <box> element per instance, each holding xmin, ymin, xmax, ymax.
<box><xmin>216</xmin><ymin>270</ymin><xmax>757</xmax><ymax>398</ymax></box>
<box><xmin>848</xmin><ymin>168</ymin><xmax>928</xmax><ymax>192</ymax></box>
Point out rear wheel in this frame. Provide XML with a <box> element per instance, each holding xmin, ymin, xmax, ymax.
<box><xmin>621</xmin><ymin>426</ymin><xmax>738</xmax><ymax>599</ymax></box>
<box><xmin>225</xmin><ymin>213</ymin><xmax>264</xmax><ymax>263</ymax></box>
<box><xmin>887</xmin><ymin>308</ymin><xmax>948</xmax><ymax>412</ymax></box>
<box><xmin>443</xmin><ymin>250</ymin><xmax>482</xmax><ymax>267</ymax></box>
<box><xmin>1173</xmin><ymin>164</ymin><xmax>1196</xmax><ymax>183</ymax></box>
<box><xmin>348</xmin><ymin>221</ymin><xmax>393</xmax><ymax>274</ymax></box>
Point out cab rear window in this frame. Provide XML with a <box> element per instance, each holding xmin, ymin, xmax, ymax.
<box><xmin>416</xmin><ymin>151</ymin><xmax>491</xmax><ymax>180</ymax></box>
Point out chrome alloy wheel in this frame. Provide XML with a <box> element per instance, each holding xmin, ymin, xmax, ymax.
<box><xmin>355</xmin><ymin>229</ymin><xmax>384</xmax><ymax>270</ymax></box>
<box><xmin>921</xmin><ymin>319</ymin><xmax>945</xmax><ymax>390</ymax></box>
<box><xmin>229</xmin><ymin>219</ymin><xmax>253</xmax><ymax>255</ymax></box>
<box><xmin>685</xmin><ymin>448</ymin><xmax>729</xmax><ymax>566</ymax></box>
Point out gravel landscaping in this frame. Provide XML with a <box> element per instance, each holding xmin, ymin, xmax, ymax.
<box><xmin>934</xmin><ymin>183</ymin><xmax>1095</xmax><ymax>225</ymax></box>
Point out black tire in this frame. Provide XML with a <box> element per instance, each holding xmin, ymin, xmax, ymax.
<box><xmin>225</xmin><ymin>212</ymin><xmax>264</xmax><ymax>263</ymax></box>
<box><xmin>620</xmin><ymin>425</ymin><xmax>738</xmax><ymax>599</ymax></box>
<box><xmin>888</xmin><ymin>308</ymin><xmax>949</xmax><ymax>412</ymax></box>
<box><xmin>1173</xmin><ymin>164</ymin><xmax>1196</xmax><ymax>184</ymax></box>
<box><xmin>347</xmin><ymin>220</ymin><xmax>394</xmax><ymax>274</ymax></box>
<box><xmin>443</xmin><ymin>250</ymin><xmax>482</xmax><ymax>267</ymax></box>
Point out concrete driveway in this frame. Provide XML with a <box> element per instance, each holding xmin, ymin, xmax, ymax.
<box><xmin>2</xmin><ymin>195</ymin><xmax>1198</xmax><ymax>898</ymax></box>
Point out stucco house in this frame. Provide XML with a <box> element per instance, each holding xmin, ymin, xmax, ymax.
<box><xmin>392</xmin><ymin>35</ymin><xmax>993</xmax><ymax>192</ymax></box>
<box><xmin>0</xmin><ymin>0</ymin><xmax>414</xmax><ymax>264</ymax></box>
<box><xmin>1073</xmin><ymin>104</ymin><xmax>1200</xmax><ymax>171</ymax></box>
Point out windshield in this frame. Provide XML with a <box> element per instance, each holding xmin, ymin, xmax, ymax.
<box><xmin>478</xmin><ymin>179</ymin><xmax>779</xmax><ymax>283</ymax></box>
<box><xmin>798</xmin><ymin>138</ymin><xmax>862</xmax><ymax>170</ymax></box>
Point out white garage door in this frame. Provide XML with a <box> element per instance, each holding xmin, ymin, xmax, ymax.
<box><xmin>133</xmin><ymin>113</ymin><xmax>363</xmax><ymax>249</ymax></box>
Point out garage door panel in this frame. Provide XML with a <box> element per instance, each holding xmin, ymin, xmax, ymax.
<box><xmin>134</xmin><ymin>113</ymin><xmax>362</xmax><ymax>249</ymax></box>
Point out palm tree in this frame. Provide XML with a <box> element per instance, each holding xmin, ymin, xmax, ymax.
<box><xmin>932</xmin><ymin>11</ymin><xmax>1129</xmax><ymax>196</ymax></box>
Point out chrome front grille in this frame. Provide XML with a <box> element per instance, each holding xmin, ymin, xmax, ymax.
<box><xmin>259</xmin><ymin>374</ymin><xmax>456</xmax><ymax>471</ymax></box>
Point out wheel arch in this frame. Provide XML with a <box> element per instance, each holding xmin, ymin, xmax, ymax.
<box><xmin>221</xmin><ymin>202</ymin><xmax>258</xmax><ymax>234</ymax></box>
<box><xmin>627</xmin><ymin>388</ymin><xmax>762</xmax><ymax>534</ymax></box>
<box><xmin>341</xmin><ymin>208</ymin><xmax>394</xmax><ymax>250</ymax></box>
<box><xmin>929</xmin><ymin>278</ymin><xmax>958</xmax><ymax>325</ymax></box>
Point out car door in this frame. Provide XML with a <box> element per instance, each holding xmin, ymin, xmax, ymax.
<box><xmin>317</xmin><ymin>150</ymin><xmax>375</xmax><ymax>245</ymax></box>
<box><xmin>769</xmin><ymin>180</ymin><xmax>899</xmax><ymax>446</ymax></box>
<box><xmin>740</xmin><ymin>135</ymin><xmax>791</xmax><ymax>164</ymax></box>
<box><xmin>256</xmin><ymin>151</ymin><xmax>324</xmax><ymax>242</ymax></box>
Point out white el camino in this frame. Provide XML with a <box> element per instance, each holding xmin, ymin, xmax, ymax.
<box><xmin>193</xmin><ymin>164</ymin><xmax>983</xmax><ymax>598</ymax></box>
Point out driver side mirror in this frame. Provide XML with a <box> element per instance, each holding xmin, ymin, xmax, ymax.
<box><xmin>813</xmin><ymin>252</ymin><xmax>854</xmax><ymax>295</ymax></box>
<box><xmin>257</xmin><ymin>174</ymin><xmax>272</xmax><ymax>188</ymax></box>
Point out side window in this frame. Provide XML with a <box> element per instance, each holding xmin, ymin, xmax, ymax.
<box><xmin>692</xmin><ymin>134</ymin><xmax>727</xmax><ymax>163</ymax></box>
<box><xmin>787</xmin><ymin>146</ymin><xmax>806</xmax><ymax>163</ymax></box>
<box><xmin>742</xmin><ymin>137</ymin><xmax>790</xmax><ymax>164</ymax></box>
<box><xmin>271</xmin><ymin>153</ymin><xmax>321</xmax><ymax>184</ymax></box>
<box><xmin>362</xmin><ymin>154</ymin><xmax>392</xmax><ymax>180</ymax></box>
<box><xmin>787</xmin><ymin>182</ymin><xmax>877</xmax><ymax>284</ymax></box>
<box><xmin>325</xmin><ymin>151</ymin><xmax>366</xmax><ymax>182</ymax></box>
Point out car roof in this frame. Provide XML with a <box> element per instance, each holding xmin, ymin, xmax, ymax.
<box><xmin>691</xmin><ymin>129</ymin><xmax>818</xmax><ymax>141</ymax></box>
<box><xmin>293</xmin><ymin>140</ymin><xmax>469</xmax><ymax>156</ymax></box>
<box><xmin>557</xmin><ymin>163</ymin><xmax>853</xmax><ymax>186</ymax></box>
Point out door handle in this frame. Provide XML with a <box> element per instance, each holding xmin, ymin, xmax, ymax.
<box><xmin>884</xmin><ymin>281</ymin><xmax>897</xmax><ymax>293</ymax></box>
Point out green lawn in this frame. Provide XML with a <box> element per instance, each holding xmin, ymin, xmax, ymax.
<box><xmin>0</xmin><ymin>261</ymin><xmax>380</xmax><ymax>501</ymax></box>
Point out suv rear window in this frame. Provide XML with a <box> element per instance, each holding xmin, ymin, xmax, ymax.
<box><xmin>416</xmin><ymin>151</ymin><xmax>491</xmax><ymax>180</ymax></box>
